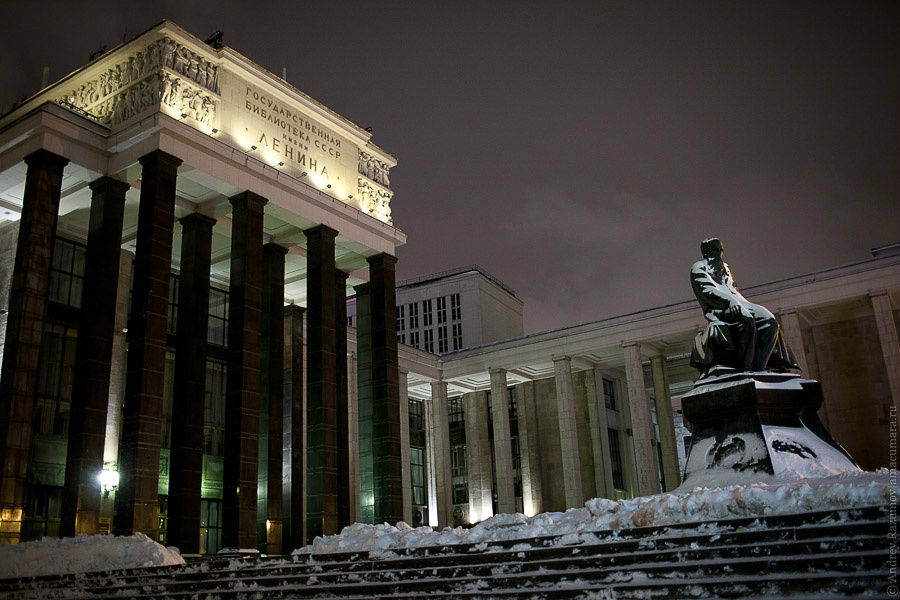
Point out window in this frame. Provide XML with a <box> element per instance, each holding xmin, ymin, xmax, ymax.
<box><xmin>409</xmin><ymin>398</ymin><xmax>424</xmax><ymax>432</ymax></box>
<box><xmin>451</xmin><ymin>293</ymin><xmax>461</xmax><ymax>321</ymax></box>
<box><xmin>507</xmin><ymin>387</ymin><xmax>518</xmax><ymax>421</ymax></box>
<box><xmin>423</xmin><ymin>329</ymin><xmax>434</xmax><ymax>353</ymax></box>
<box><xmin>608</xmin><ymin>428</ymin><xmax>625</xmax><ymax>490</ymax></box>
<box><xmin>452</xmin><ymin>323</ymin><xmax>463</xmax><ymax>350</ymax></box>
<box><xmin>396</xmin><ymin>305</ymin><xmax>405</xmax><ymax>332</ymax></box>
<box><xmin>448</xmin><ymin>396</ymin><xmax>464</xmax><ymax>424</ymax></box>
<box><xmin>438</xmin><ymin>326</ymin><xmax>448</xmax><ymax>353</ymax></box>
<box><xmin>48</xmin><ymin>237</ymin><xmax>86</xmax><ymax>308</ymax></box>
<box><xmin>437</xmin><ymin>296</ymin><xmax>447</xmax><ymax>324</ymax></box>
<box><xmin>397</xmin><ymin>332</ymin><xmax>406</xmax><ymax>345</ymax></box>
<box><xmin>34</xmin><ymin>323</ymin><xmax>77</xmax><ymax>436</ymax></box>
<box><xmin>451</xmin><ymin>444</ymin><xmax>467</xmax><ymax>478</ymax></box>
<box><xmin>200</xmin><ymin>499</ymin><xmax>223</xmax><ymax>554</ymax></box>
<box><xmin>204</xmin><ymin>360</ymin><xmax>227</xmax><ymax>456</ymax></box>
<box><xmin>347</xmin><ymin>315</ymin><xmax>353</xmax><ymax>326</ymax></box>
<box><xmin>603</xmin><ymin>378</ymin><xmax>617</xmax><ymax>411</ymax></box>
<box><xmin>208</xmin><ymin>288</ymin><xmax>229</xmax><ymax>346</ymax></box>
<box><xmin>453</xmin><ymin>483</ymin><xmax>469</xmax><ymax>506</ymax></box>
<box><xmin>408</xmin><ymin>302</ymin><xmax>419</xmax><ymax>330</ymax></box>
<box><xmin>22</xmin><ymin>485</ymin><xmax>63</xmax><ymax>541</ymax></box>
<box><xmin>410</xmin><ymin>446</ymin><xmax>426</xmax><ymax>506</ymax></box>
<box><xmin>423</xmin><ymin>299</ymin><xmax>433</xmax><ymax>326</ymax></box>
<box><xmin>167</xmin><ymin>275</ymin><xmax>179</xmax><ymax>334</ymax></box>
<box><xmin>410</xmin><ymin>331</ymin><xmax>420</xmax><ymax>349</ymax></box>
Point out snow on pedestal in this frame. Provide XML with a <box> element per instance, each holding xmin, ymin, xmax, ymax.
<box><xmin>0</xmin><ymin>532</ymin><xmax>184</xmax><ymax>580</ymax></box>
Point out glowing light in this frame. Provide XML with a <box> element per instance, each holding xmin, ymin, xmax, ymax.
<box><xmin>98</xmin><ymin>467</ymin><xmax>119</xmax><ymax>491</ymax></box>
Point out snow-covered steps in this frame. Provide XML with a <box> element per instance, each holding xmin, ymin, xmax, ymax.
<box><xmin>1</xmin><ymin>505</ymin><xmax>892</xmax><ymax>599</ymax></box>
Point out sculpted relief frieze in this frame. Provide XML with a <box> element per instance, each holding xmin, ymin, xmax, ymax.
<box><xmin>358</xmin><ymin>150</ymin><xmax>391</xmax><ymax>188</ymax></box>
<box><xmin>57</xmin><ymin>37</ymin><xmax>219</xmax><ymax>128</ymax></box>
<box><xmin>357</xmin><ymin>178</ymin><xmax>392</xmax><ymax>224</ymax></box>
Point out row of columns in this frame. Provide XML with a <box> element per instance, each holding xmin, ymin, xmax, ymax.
<box><xmin>0</xmin><ymin>148</ymin><xmax>403</xmax><ymax>547</ymax></box>
<box><xmin>424</xmin><ymin>344</ymin><xmax>681</xmax><ymax>528</ymax></box>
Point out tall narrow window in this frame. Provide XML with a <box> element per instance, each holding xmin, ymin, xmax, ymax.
<box><xmin>608</xmin><ymin>428</ymin><xmax>625</xmax><ymax>490</ymax></box>
<box><xmin>423</xmin><ymin>329</ymin><xmax>434</xmax><ymax>353</ymax></box>
<box><xmin>438</xmin><ymin>325</ymin><xmax>448</xmax><ymax>353</ymax></box>
<box><xmin>408</xmin><ymin>302</ymin><xmax>419</xmax><ymax>330</ymax></box>
<box><xmin>410</xmin><ymin>331</ymin><xmax>420</xmax><ymax>349</ymax></box>
<box><xmin>48</xmin><ymin>237</ymin><xmax>86</xmax><ymax>309</ymax></box>
<box><xmin>396</xmin><ymin>305</ymin><xmax>405</xmax><ymax>331</ymax></box>
<box><xmin>423</xmin><ymin>299</ymin><xmax>433</xmax><ymax>326</ymax></box>
<box><xmin>451</xmin><ymin>293</ymin><xmax>461</xmax><ymax>321</ymax></box>
<box><xmin>208</xmin><ymin>288</ymin><xmax>229</xmax><ymax>347</ymax></box>
<box><xmin>437</xmin><ymin>296</ymin><xmax>447</xmax><ymax>324</ymax></box>
<box><xmin>452</xmin><ymin>323</ymin><xmax>463</xmax><ymax>350</ymax></box>
<box><xmin>448</xmin><ymin>396</ymin><xmax>464</xmax><ymax>424</ymax></box>
<box><xmin>602</xmin><ymin>378</ymin><xmax>617</xmax><ymax>411</ymax></box>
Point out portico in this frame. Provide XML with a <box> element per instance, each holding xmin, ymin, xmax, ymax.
<box><xmin>0</xmin><ymin>21</ymin><xmax>404</xmax><ymax>549</ymax></box>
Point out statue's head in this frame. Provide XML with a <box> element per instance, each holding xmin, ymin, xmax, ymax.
<box><xmin>700</xmin><ymin>237</ymin><xmax>724</xmax><ymax>262</ymax></box>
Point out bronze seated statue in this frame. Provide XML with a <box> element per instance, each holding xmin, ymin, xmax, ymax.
<box><xmin>690</xmin><ymin>238</ymin><xmax>798</xmax><ymax>376</ymax></box>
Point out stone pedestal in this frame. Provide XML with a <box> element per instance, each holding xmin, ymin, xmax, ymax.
<box><xmin>680</xmin><ymin>371</ymin><xmax>858</xmax><ymax>489</ymax></box>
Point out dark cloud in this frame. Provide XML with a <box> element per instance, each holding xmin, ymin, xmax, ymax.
<box><xmin>2</xmin><ymin>1</ymin><xmax>898</xmax><ymax>333</ymax></box>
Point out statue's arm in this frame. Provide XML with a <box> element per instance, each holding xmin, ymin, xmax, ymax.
<box><xmin>691</xmin><ymin>264</ymin><xmax>737</xmax><ymax>312</ymax></box>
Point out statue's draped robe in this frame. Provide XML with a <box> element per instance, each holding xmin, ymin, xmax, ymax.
<box><xmin>690</xmin><ymin>260</ymin><xmax>797</xmax><ymax>373</ymax></box>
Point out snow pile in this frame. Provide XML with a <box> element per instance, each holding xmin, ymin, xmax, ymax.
<box><xmin>0</xmin><ymin>532</ymin><xmax>184</xmax><ymax>580</ymax></box>
<box><xmin>295</xmin><ymin>470</ymin><xmax>896</xmax><ymax>556</ymax></box>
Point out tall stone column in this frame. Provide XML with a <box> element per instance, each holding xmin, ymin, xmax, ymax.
<box><xmin>871</xmin><ymin>292</ymin><xmax>900</xmax><ymax>416</ymax></box>
<box><xmin>348</xmin><ymin>351</ymin><xmax>360</xmax><ymax>523</ymax></box>
<box><xmin>223</xmin><ymin>191</ymin><xmax>267</xmax><ymax>551</ymax></box>
<box><xmin>399</xmin><ymin>372</ymin><xmax>412</xmax><ymax>524</ymax></box>
<box><xmin>261</xmin><ymin>243</ymin><xmax>287</xmax><ymax>554</ymax></box>
<box><xmin>515</xmin><ymin>381</ymin><xmax>543</xmax><ymax>516</ymax></box>
<box><xmin>623</xmin><ymin>342</ymin><xmax>657</xmax><ymax>497</ymax></box>
<box><xmin>463</xmin><ymin>391</ymin><xmax>493</xmax><ymax>523</ymax></box>
<box><xmin>489</xmin><ymin>368</ymin><xmax>515</xmax><ymax>515</ymax></box>
<box><xmin>780</xmin><ymin>310</ymin><xmax>810</xmax><ymax>377</ymax></box>
<box><xmin>591</xmin><ymin>367</ymin><xmax>615</xmax><ymax>499</ymax></box>
<box><xmin>282</xmin><ymin>305</ymin><xmax>304</xmax><ymax>550</ymax></box>
<box><xmin>428</xmin><ymin>380</ymin><xmax>452</xmax><ymax>527</ymax></box>
<box><xmin>166</xmin><ymin>213</ymin><xmax>215</xmax><ymax>553</ymax></box>
<box><xmin>0</xmin><ymin>149</ymin><xmax>67</xmax><ymax>544</ymax></box>
<box><xmin>305</xmin><ymin>226</ymin><xmax>338</xmax><ymax>538</ymax></box>
<box><xmin>114</xmin><ymin>150</ymin><xmax>181</xmax><ymax>537</ymax></box>
<box><xmin>103</xmin><ymin>250</ymin><xmax>134</xmax><ymax>468</ymax></box>
<box><xmin>650</xmin><ymin>355</ymin><xmax>680</xmax><ymax>491</ymax></box>
<box><xmin>366</xmin><ymin>254</ymin><xmax>403</xmax><ymax>524</ymax></box>
<box><xmin>355</xmin><ymin>283</ymin><xmax>373</xmax><ymax>524</ymax></box>
<box><xmin>583</xmin><ymin>369</ymin><xmax>608</xmax><ymax>500</ymax></box>
<box><xmin>553</xmin><ymin>356</ymin><xmax>582</xmax><ymax>508</ymax></box>
<box><xmin>334</xmin><ymin>270</ymin><xmax>350</xmax><ymax>531</ymax></box>
<box><xmin>61</xmin><ymin>177</ymin><xmax>129</xmax><ymax>538</ymax></box>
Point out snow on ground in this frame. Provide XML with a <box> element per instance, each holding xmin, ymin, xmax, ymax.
<box><xmin>0</xmin><ymin>532</ymin><xmax>184</xmax><ymax>580</ymax></box>
<box><xmin>296</xmin><ymin>470</ymin><xmax>897</xmax><ymax>556</ymax></box>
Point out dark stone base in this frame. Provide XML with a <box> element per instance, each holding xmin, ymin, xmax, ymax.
<box><xmin>680</xmin><ymin>372</ymin><xmax>858</xmax><ymax>489</ymax></box>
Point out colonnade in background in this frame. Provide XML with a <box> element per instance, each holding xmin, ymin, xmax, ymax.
<box><xmin>0</xmin><ymin>148</ymin><xmax>403</xmax><ymax>549</ymax></box>
<box><xmin>420</xmin><ymin>344</ymin><xmax>682</xmax><ymax>529</ymax></box>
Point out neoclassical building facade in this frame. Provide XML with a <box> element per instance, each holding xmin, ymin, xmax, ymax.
<box><xmin>388</xmin><ymin>249</ymin><xmax>900</xmax><ymax>529</ymax></box>
<box><xmin>0</xmin><ymin>21</ymin><xmax>404</xmax><ymax>552</ymax></box>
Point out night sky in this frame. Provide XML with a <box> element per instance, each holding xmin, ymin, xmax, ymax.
<box><xmin>1</xmin><ymin>1</ymin><xmax>897</xmax><ymax>333</ymax></box>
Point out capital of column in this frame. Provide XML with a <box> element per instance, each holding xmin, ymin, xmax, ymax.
<box><xmin>89</xmin><ymin>176</ymin><xmax>131</xmax><ymax>198</ymax></box>
<box><xmin>335</xmin><ymin>269</ymin><xmax>350</xmax><ymax>283</ymax></box>
<box><xmin>430</xmin><ymin>379</ymin><xmax>448</xmax><ymax>393</ymax></box>
<box><xmin>303</xmin><ymin>224</ymin><xmax>338</xmax><ymax>242</ymax></box>
<box><xmin>367</xmin><ymin>253</ymin><xmax>398</xmax><ymax>269</ymax></box>
<box><xmin>138</xmin><ymin>149</ymin><xmax>182</xmax><ymax>171</ymax></box>
<box><xmin>25</xmin><ymin>148</ymin><xmax>69</xmax><ymax>172</ymax></box>
<box><xmin>622</xmin><ymin>341</ymin><xmax>641</xmax><ymax>350</ymax></box>
<box><xmin>284</xmin><ymin>303</ymin><xmax>305</xmax><ymax>317</ymax></box>
<box><xmin>179</xmin><ymin>212</ymin><xmax>217</xmax><ymax>230</ymax></box>
<box><xmin>262</xmin><ymin>242</ymin><xmax>289</xmax><ymax>257</ymax></box>
<box><xmin>552</xmin><ymin>355</ymin><xmax>572</xmax><ymax>365</ymax></box>
<box><xmin>353</xmin><ymin>282</ymin><xmax>370</xmax><ymax>295</ymax></box>
<box><xmin>870</xmin><ymin>290</ymin><xmax>896</xmax><ymax>305</ymax></box>
<box><xmin>488</xmin><ymin>367</ymin><xmax>507</xmax><ymax>376</ymax></box>
<box><xmin>230</xmin><ymin>190</ymin><xmax>268</xmax><ymax>212</ymax></box>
